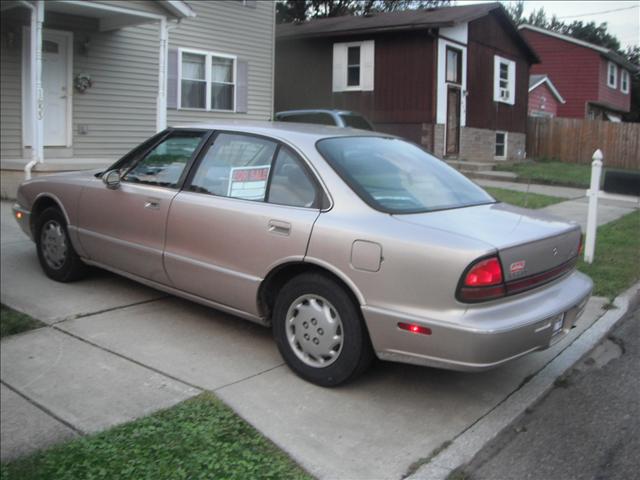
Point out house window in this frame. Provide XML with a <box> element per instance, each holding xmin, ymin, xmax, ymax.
<box><xmin>179</xmin><ymin>49</ymin><xmax>236</xmax><ymax>111</ymax></box>
<box><xmin>495</xmin><ymin>132</ymin><xmax>507</xmax><ymax>159</ymax></box>
<box><xmin>493</xmin><ymin>56</ymin><xmax>516</xmax><ymax>105</ymax></box>
<box><xmin>347</xmin><ymin>46</ymin><xmax>361</xmax><ymax>87</ymax></box>
<box><xmin>621</xmin><ymin>70</ymin><xmax>630</xmax><ymax>94</ymax></box>
<box><xmin>446</xmin><ymin>47</ymin><xmax>462</xmax><ymax>84</ymax></box>
<box><xmin>607</xmin><ymin>62</ymin><xmax>617</xmax><ymax>89</ymax></box>
<box><xmin>332</xmin><ymin>40</ymin><xmax>374</xmax><ymax>92</ymax></box>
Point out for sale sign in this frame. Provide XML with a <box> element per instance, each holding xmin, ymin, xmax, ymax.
<box><xmin>228</xmin><ymin>165</ymin><xmax>271</xmax><ymax>200</ymax></box>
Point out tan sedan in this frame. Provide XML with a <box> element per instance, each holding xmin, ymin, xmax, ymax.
<box><xmin>13</xmin><ymin>122</ymin><xmax>592</xmax><ymax>386</ymax></box>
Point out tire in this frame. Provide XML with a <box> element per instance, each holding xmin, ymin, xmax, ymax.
<box><xmin>272</xmin><ymin>273</ymin><xmax>374</xmax><ymax>387</ymax></box>
<box><xmin>35</xmin><ymin>207</ymin><xmax>87</xmax><ymax>282</ymax></box>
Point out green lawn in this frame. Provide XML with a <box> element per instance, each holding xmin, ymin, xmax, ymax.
<box><xmin>485</xmin><ymin>187</ymin><xmax>565</xmax><ymax>209</ymax></box>
<box><xmin>494</xmin><ymin>161</ymin><xmax>592</xmax><ymax>188</ymax></box>
<box><xmin>1</xmin><ymin>393</ymin><xmax>310</xmax><ymax>480</ymax></box>
<box><xmin>0</xmin><ymin>304</ymin><xmax>44</xmax><ymax>338</ymax></box>
<box><xmin>578</xmin><ymin>210</ymin><xmax>640</xmax><ymax>299</ymax></box>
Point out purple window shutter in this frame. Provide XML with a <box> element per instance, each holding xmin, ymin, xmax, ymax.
<box><xmin>167</xmin><ymin>48</ymin><xmax>179</xmax><ymax>109</ymax></box>
<box><xmin>236</xmin><ymin>59</ymin><xmax>248</xmax><ymax>113</ymax></box>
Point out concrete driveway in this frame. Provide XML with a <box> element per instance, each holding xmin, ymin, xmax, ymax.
<box><xmin>0</xmin><ymin>200</ymin><xmax>609</xmax><ymax>478</ymax></box>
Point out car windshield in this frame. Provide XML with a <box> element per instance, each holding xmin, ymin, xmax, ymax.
<box><xmin>340</xmin><ymin>114</ymin><xmax>373</xmax><ymax>130</ymax></box>
<box><xmin>316</xmin><ymin>136</ymin><xmax>495</xmax><ymax>214</ymax></box>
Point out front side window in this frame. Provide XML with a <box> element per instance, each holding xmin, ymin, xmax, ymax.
<box><xmin>347</xmin><ymin>46</ymin><xmax>361</xmax><ymax>87</ymax></box>
<box><xmin>621</xmin><ymin>70</ymin><xmax>629</xmax><ymax>94</ymax></box>
<box><xmin>495</xmin><ymin>132</ymin><xmax>507</xmax><ymax>159</ymax></box>
<box><xmin>124</xmin><ymin>131</ymin><xmax>206</xmax><ymax>187</ymax></box>
<box><xmin>316</xmin><ymin>136</ymin><xmax>494</xmax><ymax>214</ymax></box>
<box><xmin>494</xmin><ymin>56</ymin><xmax>515</xmax><ymax>105</ymax></box>
<box><xmin>189</xmin><ymin>133</ymin><xmax>277</xmax><ymax>201</ymax></box>
<box><xmin>607</xmin><ymin>62</ymin><xmax>617</xmax><ymax>88</ymax></box>
<box><xmin>180</xmin><ymin>49</ymin><xmax>236</xmax><ymax>111</ymax></box>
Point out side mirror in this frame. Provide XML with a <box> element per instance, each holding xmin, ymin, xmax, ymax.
<box><xmin>103</xmin><ymin>170</ymin><xmax>121</xmax><ymax>190</ymax></box>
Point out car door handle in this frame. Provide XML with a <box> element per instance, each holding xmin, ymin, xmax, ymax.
<box><xmin>268</xmin><ymin>220</ymin><xmax>291</xmax><ymax>236</ymax></box>
<box><xmin>144</xmin><ymin>198</ymin><xmax>161</xmax><ymax>210</ymax></box>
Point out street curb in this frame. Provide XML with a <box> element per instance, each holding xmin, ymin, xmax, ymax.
<box><xmin>409</xmin><ymin>282</ymin><xmax>640</xmax><ymax>480</ymax></box>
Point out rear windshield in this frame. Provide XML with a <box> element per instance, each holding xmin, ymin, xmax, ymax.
<box><xmin>316</xmin><ymin>136</ymin><xmax>494</xmax><ymax>214</ymax></box>
<box><xmin>278</xmin><ymin>113</ymin><xmax>336</xmax><ymax>126</ymax></box>
<box><xmin>340</xmin><ymin>114</ymin><xmax>373</xmax><ymax>130</ymax></box>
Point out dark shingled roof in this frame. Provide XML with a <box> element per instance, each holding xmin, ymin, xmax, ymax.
<box><xmin>277</xmin><ymin>2</ymin><xmax>538</xmax><ymax>63</ymax></box>
<box><xmin>277</xmin><ymin>3</ymin><xmax>500</xmax><ymax>39</ymax></box>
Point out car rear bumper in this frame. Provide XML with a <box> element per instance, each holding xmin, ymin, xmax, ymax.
<box><xmin>12</xmin><ymin>204</ymin><xmax>32</xmax><ymax>240</ymax></box>
<box><xmin>362</xmin><ymin>270</ymin><xmax>593</xmax><ymax>371</ymax></box>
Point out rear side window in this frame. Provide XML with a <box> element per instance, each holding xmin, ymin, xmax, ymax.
<box><xmin>267</xmin><ymin>147</ymin><xmax>318</xmax><ymax>208</ymax></box>
<box><xmin>278</xmin><ymin>113</ymin><xmax>336</xmax><ymax>126</ymax></box>
<box><xmin>340</xmin><ymin>114</ymin><xmax>373</xmax><ymax>130</ymax></box>
<box><xmin>189</xmin><ymin>133</ymin><xmax>277</xmax><ymax>201</ymax></box>
<box><xmin>123</xmin><ymin>131</ymin><xmax>206</xmax><ymax>188</ymax></box>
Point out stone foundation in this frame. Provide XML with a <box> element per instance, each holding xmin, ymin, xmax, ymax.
<box><xmin>423</xmin><ymin>124</ymin><xmax>526</xmax><ymax>162</ymax></box>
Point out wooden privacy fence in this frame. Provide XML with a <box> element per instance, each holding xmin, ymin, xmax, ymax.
<box><xmin>526</xmin><ymin>117</ymin><xmax>640</xmax><ymax>170</ymax></box>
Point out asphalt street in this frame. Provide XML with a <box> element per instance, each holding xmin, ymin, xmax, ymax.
<box><xmin>461</xmin><ymin>306</ymin><xmax>640</xmax><ymax>480</ymax></box>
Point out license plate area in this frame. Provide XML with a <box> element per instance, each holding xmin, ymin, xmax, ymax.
<box><xmin>551</xmin><ymin>313</ymin><xmax>565</xmax><ymax>336</ymax></box>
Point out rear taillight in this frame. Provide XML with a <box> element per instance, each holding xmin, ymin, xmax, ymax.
<box><xmin>457</xmin><ymin>256</ymin><xmax>506</xmax><ymax>302</ymax></box>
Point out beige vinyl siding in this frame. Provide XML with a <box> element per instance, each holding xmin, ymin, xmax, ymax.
<box><xmin>168</xmin><ymin>0</ymin><xmax>275</xmax><ymax>124</ymax></box>
<box><xmin>0</xmin><ymin>31</ymin><xmax>22</xmax><ymax>158</ymax></box>
<box><xmin>73</xmin><ymin>23</ymin><xmax>159</xmax><ymax>158</ymax></box>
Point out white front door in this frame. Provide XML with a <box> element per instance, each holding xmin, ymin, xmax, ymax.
<box><xmin>42</xmin><ymin>31</ymin><xmax>70</xmax><ymax>146</ymax></box>
<box><xmin>22</xmin><ymin>29</ymin><xmax>72</xmax><ymax>147</ymax></box>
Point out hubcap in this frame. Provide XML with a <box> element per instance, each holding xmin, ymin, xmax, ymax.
<box><xmin>40</xmin><ymin>220</ymin><xmax>67</xmax><ymax>270</ymax></box>
<box><xmin>286</xmin><ymin>294</ymin><xmax>343</xmax><ymax>368</ymax></box>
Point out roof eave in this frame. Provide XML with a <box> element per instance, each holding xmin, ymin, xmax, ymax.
<box><xmin>161</xmin><ymin>0</ymin><xmax>196</xmax><ymax>18</ymax></box>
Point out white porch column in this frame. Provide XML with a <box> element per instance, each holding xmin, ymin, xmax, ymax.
<box><xmin>156</xmin><ymin>17</ymin><xmax>168</xmax><ymax>132</ymax></box>
<box><xmin>24</xmin><ymin>0</ymin><xmax>44</xmax><ymax>180</ymax></box>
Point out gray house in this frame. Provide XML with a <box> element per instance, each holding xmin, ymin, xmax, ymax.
<box><xmin>0</xmin><ymin>0</ymin><xmax>275</xmax><ymax>198</ymax></box>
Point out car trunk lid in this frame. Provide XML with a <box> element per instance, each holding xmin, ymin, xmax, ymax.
<box><xmin>394</xmin><ymin>202</ymin><xmax>581</xmax><ymax>283</ymax></box>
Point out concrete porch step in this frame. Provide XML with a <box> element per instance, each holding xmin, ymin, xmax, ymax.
<box><xmin>445</xmin><ymin>160</ymin><xmax>498</xmax><ymax>172</ymax></box>
<box><xmin>464</xmin><ymin>170</ymin><xmax>518</xmax><ymax>181</ymax></box>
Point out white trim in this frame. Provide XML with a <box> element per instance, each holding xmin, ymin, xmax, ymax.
<box><xmin>620</xmin><ymin>69</ymin><xmax>630</xmax><ymax>94</ymax></box>
<box><xmin>163</xmin><ymin>0</ymin><xmax>196</xmax><ymax>18</ymax></box>
<box><xmin>518</xmin><ymin>25</ymin><xmax>609</xmax><ymax>55</ymax></box>
<box><xmin>436</xmin><ymin>36</ymin><xmax>468</xmax><ymax>127</ymax></box>
<box><xmin>494</xmin><ymin>55</ymin><xmax>516</xmax><ymax>105</ymax></box>
<box><xmin>177</xmin><ymin>47</ymin><xmax>237</xmax><ymax>112</ymax></box>
<box><xmin>332</xmin><ymin>40</ymin><xmax>374</xmax><ymax>92</ymax></box>
<box><xmin>21</xmin><ymin>27</ymin><xmax>73</xmax><ymax>148</ymax></box>
<box><xmin>528</xmin><ymin>76</ymin><xmax>566</xmax><ymax>104</ymax></box>
<box><xmin>60</xmin><ymin>0</ymin><xmax>166</xmax><ymax>21</ymax></box>
<box><xmin>494</xmin><ymin>131</ymin><xmax>508</xmax><ymax>160</ymax></box>
<box><xmin>607</xmin><ymin>61</ymin><xmax>617</xmax><ymax>89</ymax></box>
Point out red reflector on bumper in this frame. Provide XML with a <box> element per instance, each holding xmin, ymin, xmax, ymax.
<box><xmin>398</xmin><ymin>322</ymin><xmax>432</xmax><ymax>335</ymax></box>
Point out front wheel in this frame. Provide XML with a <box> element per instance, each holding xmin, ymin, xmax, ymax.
<box><xmin>35</xmin><ymin>207</ymin><xmax>87</xmax><ymax>282</ymax></box>
<box><xmin>272</xmin><ymin>273</ymin><xmax>373</xmax><ymax>387</ymax></box>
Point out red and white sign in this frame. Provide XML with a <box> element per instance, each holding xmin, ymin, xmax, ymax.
<box><xmin>228</xmin><ymin>165</ymin><xmax>270</xmax><ymax>200</ymax></box>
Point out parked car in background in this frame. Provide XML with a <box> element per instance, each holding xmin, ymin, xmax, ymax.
<box><xmin>275</xmin><ymin>109</ymin><xmax>375</xmax><ymax>130</ymax></box>
<box><xmin>13</xmin><ymin>122</ymin><xmax>592</xmax><ymax>387</ymax></box>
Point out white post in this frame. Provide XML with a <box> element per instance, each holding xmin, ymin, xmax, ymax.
<box><xmin>156</xmin><ymin>17</ymin><xmax>168</xmax><ymax>132</ymax></box>
<box><xmin>584</xmin><ymin>149</ymin><xmax>603</xmax><ymax>264</ymax></box>
<box><xmin>23</xmin><ymin>0</ymin><xmax>44</xmax><ymax>180</ymax></box>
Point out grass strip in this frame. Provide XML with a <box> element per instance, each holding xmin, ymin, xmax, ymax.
<box><xmin>1</xmin><ymin>393</ymin><xmax>311</xmax><ymax>480</ymax></box>
<box><xmin>485</xmin><ymin>187</ymin><xmax>565</xmax><ymax>209</ymax></box>
<box><xmin>578</xmin><ymin>210</ymin><xmax>640</xmax><ymax>299</ymax></box>
<box><xmin>0</xmin><ymin>304</ymin><xmax>45</xmax><ymax>338</ymax></box>
<box><xmin>494</xmin><ymin>161</ymin><xmax>591</xmax><ymax>188</ymax></box>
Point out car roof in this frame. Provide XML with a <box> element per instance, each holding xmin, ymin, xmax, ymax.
<box><xmin>170</xmin><ymin>120</ymin><xmax>383</xmax><ymax>141</ymax></box>
<box><xmin>276</xmin><ymin>109</ymin><xmax>362</xmax><ymax>116</ymax></box>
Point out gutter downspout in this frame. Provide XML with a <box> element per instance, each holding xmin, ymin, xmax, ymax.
<box><xmin>156</xmin><ymin>18</ymin><xmax>180</xmax><ymax>132</ymax></box>
<box><xmin>22</xmin><ymin>0</ymin><xmax>44</xmax><ymax>180</ymax></box>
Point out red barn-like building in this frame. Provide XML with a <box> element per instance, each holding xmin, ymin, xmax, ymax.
<box><xmin>520</xmin><ymin>25</ymin><xmax>635</xmax><ymax>121</ymax></box>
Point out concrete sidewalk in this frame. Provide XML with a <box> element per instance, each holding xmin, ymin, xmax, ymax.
<box><xmin>0</xmin><ymin>198</ymin><xmax>629</xmax><ymax>478</ymax></box>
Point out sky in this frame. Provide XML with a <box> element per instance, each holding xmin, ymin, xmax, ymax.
<box><xmin>456</xmin><ymin>1</ymin><xmax>640</xmax><ymax>49</ymax></box>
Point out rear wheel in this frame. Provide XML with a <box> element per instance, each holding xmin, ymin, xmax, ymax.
<box><xmin>35</xmin><ymin>207</ymin><xmax>87</xmax><ymax>282</ymax></box>
<box><xmin>272</xmin><ymin>273</ymin><xmax>373</xmax><ymax>386</ymax></box>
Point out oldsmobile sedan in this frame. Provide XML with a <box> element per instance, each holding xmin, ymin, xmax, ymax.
<box><xmin>13</xmin><ymin>122</ymin><xmax>593</xmax><ymax>386</ymax></box>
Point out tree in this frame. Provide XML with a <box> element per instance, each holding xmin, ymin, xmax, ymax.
<box><xmin>276</xmin><ymin>0</ymin><xmax>451</xmax><ymax>24</ymax></box>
